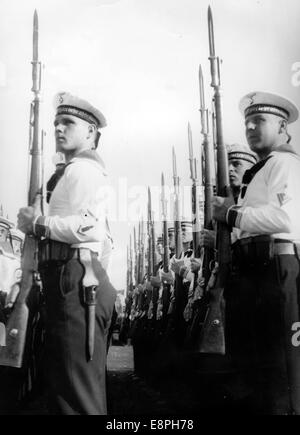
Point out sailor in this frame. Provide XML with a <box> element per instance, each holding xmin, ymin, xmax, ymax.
<box><xmin>0</xmin><ymin>218</ymin><xmax>20</xmax><ymax>315</ymax></box>
<box><xmin>0</xmin><ymin>216</ymin><xmax>13</xmax><ymax>243</ymax></box>
<box><xmin>17</xmin><ymin>92</ymin><xmax>116</xmax><ymax>415</ymax></box>
<box><xmin>9</xmin><ymin>228</ymin><xmax>25</xmax><ymax>258</ymax></box>
<box><xmin>148</xmin><ymin>236</ymin><xmax>164</xmax><ymax>320</ymax></box>
<box><xmin>168</xmin><ymin>221</ymin><xmax>193</xmax><ymax>347</ymax></box>
<box><xmin>213</xmin><ymin>91</ymin><xmax>300</xmax><ymax>414</ymax></box>
<box><xmin>200</xmin><ymin>143</ymin><xmax>257</xmax><ymax>250</ymax></box>
<box><xmin>158</xmin><ymin>226</ymin><xmax>175</xmax><ymax>320</ymax></box>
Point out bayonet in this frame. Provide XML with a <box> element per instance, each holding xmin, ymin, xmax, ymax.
<box><xmin>33</xmin><ymin>10</ymin><xmax>39</xmax><ymax>63</ymax></box>
<box><xmin>32</xmin><ymin>10</ymin><xmax>41</xmax><ymax>95</ymax></box>
<box><xmin>188</xmin><ymin>122</ymin><xmax>195</xmax><ymax>180</ymax></box>
<box><xmin>172</xmin><ymin>147</ymin><xmax>177</xmax><ymax>179</ymax></box>
<box><xmin>199</xmin><ymin>65</ymin><xmax>209</xmax><ymax>136</ymax></box>
<box><xmin>208</xmin><ymin>6</ymin><xmax>216</xmax><ymax>58</ymax></box>
<box><xmin>208</xmin><ymin>5</ymin><xmax>219</xmax><ymax>88</ymax></box>
<box><xmin>161</xmin><ymin>172</ymin><xmax>167</xmax><ymax>220</ymax></box>
<box><xmin>148</xmin><ymin>187</ymin><xmax>152</xmax><ymax>224</ymax></box>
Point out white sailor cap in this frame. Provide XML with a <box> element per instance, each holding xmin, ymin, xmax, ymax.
<box><xmin>227</xmin><ymin>143</ymin><xmax>257</xmax><ymax>165</ymax></box>
<box><xmin>0</xmin><ymin>217</ymin><xmax>14</xmax><ymax>230</ymax></box>
<box><xmin>239</xmin><ymin>91</ymin><xmax>299</xmax><ymax>124</ymax></box>
<box><xmin>168</xmin><ymin>226</ymin><xmax>175</xmax><ymax>236</ymax></box>
<box><xmin>156</xmin><ymin>235</ymin><xmax>163</xmax><ymax>244</ymax></box>
<box><xmin>54</xmin><ymin>92</ymin><xmax>107</xmax><ymax>129</ymax></box>
<box><xmin>10</xmin><ymin>228</ymin><xmax>25</xmax><ymax>242</ymax></box>
<box><xmin>181</xmin><ymin>221</ymin><xmax>192</xmax><ymax>232</ymax></box>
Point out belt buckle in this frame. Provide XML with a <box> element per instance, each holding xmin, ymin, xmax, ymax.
<box><xmin>268</xmin><ymin>239</ymin><xmax>275</xmax><ymax>260</ymax></box>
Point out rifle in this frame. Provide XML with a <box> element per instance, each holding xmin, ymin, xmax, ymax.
<box><xmin>198</xmin><ymin>6</ymin><xmax>231</xmax><ymax>355</ymax></box>
<box><xmin>172</xmin><ymin>148</ymin><xmax>183</xmax><ymax>258</ymax></box>
<box><xmin>129</xmin><ymin>235</ymin><xmax>133</xmax><ymax>293</ymax></box>
<box><xmin>134</xmin><ymin>219</ymin><xmax>145</xmax><ymax>316</ymax></box>
<box><xmin>151</xmin><ymin>213</ymin><xmax>156</xmax><ymax>277</ymax></box>
<box><xmin>0</xmin><ymin>10</ymin><xmax>43</xmax><ymax>368</ymax></box>
<box><xmin>211</xmin><ymin>99</ymin><xmax>217</xmax><ymax>180</ymax></box>
<box><xmin>139</xmin><ymin>219</ymin><xmax>145</xmax><ymax>284</ymax></box>
<box><xmin>199</xmin><ymin>65</ymin><xmax>214</xmax><ymax>288</ymax></box>
<box><xmin>168</xmin><ymin>148</ymin><xmax>184</xmax><ymax>340</ymax></box>
<box><xmin>133</xmin><ymin>226</ymin><xmax>138</xmax><ymax>286</ymax></box>
<box><xmin>188</xmin><ymin>123</ymin><xmax>201</xmax><ymax>261</ymax></box>
<box><xmin>126</xmin><ymin>245</ymin><xmax>130</xmax><ymax>297</ymax></box>
<box><xmin>147</xmin><ymin>188</ymin><xmax>154</xmax><ymax>279</ymax></box>
<box><xmin>161</xmin><ymin>173</ymin><xmax>171</xmax><ymax>318</ymax></box>
<box><xmin>137</xmin><ymin>222</ymin><xmax>141</xmax><ymax>285</ymax></box>
<box><xmin>147</xmin><ymin>187</ymin><xmax>157</xmax><ymax>277</ymax></box>
<box><xmin>131</xmin><ymin>226</ymin><xmax>140</xmax><ymax>322</ymax></box>
<box><xmin>161</xmin><ymin>173</ymin><xmax>170</xmax><ymax>274</ymax></box>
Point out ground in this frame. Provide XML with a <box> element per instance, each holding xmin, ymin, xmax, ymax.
<box><xmin>2</xmin><ymin>343</ymin><xmax>248</xmax><ymax>415</ymax></box>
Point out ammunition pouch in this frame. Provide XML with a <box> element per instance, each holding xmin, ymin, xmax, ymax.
<box><xmin>232</xmin><ymin>235</ymin><xmax>299</xmax><ymax>271</ymax></box>
<box><xmin>38</xmin><ymin>239</ymin><xmax>77</xmax><ymax>266</ymax></box>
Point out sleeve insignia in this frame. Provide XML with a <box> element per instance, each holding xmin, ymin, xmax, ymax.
<box><xmin>277</xmin><ymin>192</ymin><xmax>292</xmax><ymax>206</ymax></box>
<box><xmin>77</xmin><ymin>225</ymin><xmax>94</xmax><ymax>235</ymax></box>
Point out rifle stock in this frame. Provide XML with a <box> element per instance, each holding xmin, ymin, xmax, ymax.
<box><xmin>0</xmin><ymin>238</ymin><xmax>36</xmax><ymax>367</ymax></box>
<box><xmin>199</xmin><ymin>286</ymin><xmax>225</xmax><ymax>353</ymax></box>
<box><xmin>199</xmin><ymin>224</ymin><xmax>229</xmax><ymax>355</ymax></box>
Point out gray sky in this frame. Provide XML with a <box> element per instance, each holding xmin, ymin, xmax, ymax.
<box><xmin>1</xmin><ymin>0</ymin><xmax>300</xmax><ymax>290</ymax></box>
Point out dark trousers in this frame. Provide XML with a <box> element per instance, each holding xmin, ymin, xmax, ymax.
<box><xmin>226</xmin><ymin>253</ymin><xmax>300</xmax><ymax>414</ymax></box>
<box><xmin>40</xmin><ymin>256</ymin><xmax>116</xmax><ymax>415</ymax></box>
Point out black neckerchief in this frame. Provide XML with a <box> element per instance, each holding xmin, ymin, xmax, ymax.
<box><xmin>241</xmin><ymin>156</ymin><xmax>272</xmax><ymax>199</ymax></box>
<box><xmin>46</xmin><ymin>165</ymin><xmax>66</xmax><ymax>203</ymax></box>
<box><xmin>240</xmin><ymin>143</ymin><xmax>299</xmax><ymax>199</ymax></box>
<box><xmin>46</xmin><ymin>150</ymin><xmax>106</xmax><ymax>203</ymax></box>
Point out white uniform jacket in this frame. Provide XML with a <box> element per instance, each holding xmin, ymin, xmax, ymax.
<box><xmin>228</xmin><ymin>145</ymin><xmax>300</xmax><ymax>242</ymax></box>
<box><xmin>34</xmin><ymin>150</ymin><xmax>112</xmax><ymax>269</ymax></box>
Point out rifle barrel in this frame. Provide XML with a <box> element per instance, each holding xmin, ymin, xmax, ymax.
<box><xmin>161</xmin><ymin>172</ymin><xmax>169</xmax><ymax>271</ymax></box>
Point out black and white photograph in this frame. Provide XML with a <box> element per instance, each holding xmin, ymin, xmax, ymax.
<box><xmin>0</xmin><ymin>0</ymin><xmax>300</xmax><ymax>418</ymax></box>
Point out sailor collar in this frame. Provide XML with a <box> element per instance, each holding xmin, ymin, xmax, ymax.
<box><xmin>69</xmin><ymin>150</ymin><xmax>107</xmax><ymax>176</ymax></box>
